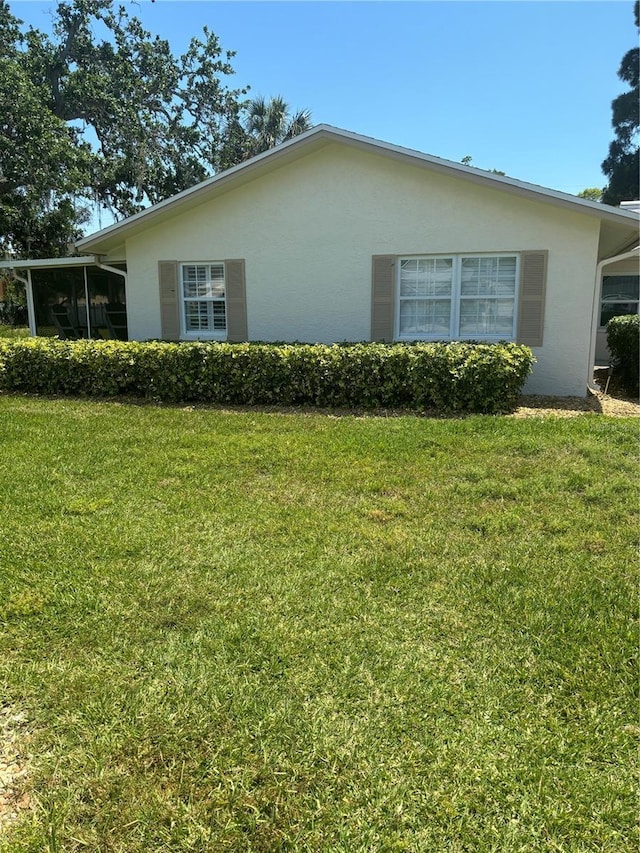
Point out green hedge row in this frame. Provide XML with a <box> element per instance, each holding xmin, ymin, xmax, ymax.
<box><xmin>0</xmin><ymin>339</ymin><xmax>534</xmax><ymax>413</ymax></box>
<box><xmin>606</xmin><ymin>314</ymin><xmax>639</xmax><ymax>397</ymax></box>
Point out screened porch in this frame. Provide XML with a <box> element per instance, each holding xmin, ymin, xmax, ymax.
<box><xmin>7</xmin><ymin>258</ymin><xmax>128</xmax><ymax>340</ymax></box>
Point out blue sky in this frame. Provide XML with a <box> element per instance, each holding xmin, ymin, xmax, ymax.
<box><xmin>10</xmin><ymin>0</ymin><xmax>637</xmax><ymax>195</ymax></box>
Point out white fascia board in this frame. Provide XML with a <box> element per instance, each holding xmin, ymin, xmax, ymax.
<box><xmin>76</xmin><ymin>124</ymin><xmax>640</xmax><ymax>253</ymax></box>
<box><xmin>1</xmin><ymin>256</ymin><xmax>97</xmax><ymax>270</ymax></box>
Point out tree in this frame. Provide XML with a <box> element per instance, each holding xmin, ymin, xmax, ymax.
<box><xmin>0</xmin><ymin>274</ymin><xmax>27</xmax><ymax>325</ymax></box>
<box><xmin>0</xmin><ymin>0</ymin><xmax>247</xmax><ymax>257</ymax></box>
<box><xmin>460</xmin><ymin>155</ymin><xmax>505</xmax><ymax>176</ymax></box>
<box><xmin>244</xmin><ymin>96</ymin><xmax>312</xmax><ymax>157</ymax></box>
<box><xmin>0</xmin><ymin>2</ymin><xmax>92</xmax><ymax>256</ymax></box>
<box><xmin>577</xmin><ymin>187</ymin><xmax>603</xmax><ymax>202</ymax></box>
<box><xmin>601</xmin><ymin>1</ymin><xmax>639</xmax><ymax>205</ymax></box>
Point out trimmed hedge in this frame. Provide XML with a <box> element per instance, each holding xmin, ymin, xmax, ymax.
<box><xmin>606</xmin><ymin>314</ymin><xmax>639</xmax><ymax>397</ymax></box>
<box><xmin>0</xmin><ymin>339</ymin><xmax>534</xmax><ymax>413</ymax></box>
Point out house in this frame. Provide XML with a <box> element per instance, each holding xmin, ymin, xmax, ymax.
<box><xmin>5</xmin><ymin>125</ymin><xmax>639</xmax><ymax>396</ymax></box>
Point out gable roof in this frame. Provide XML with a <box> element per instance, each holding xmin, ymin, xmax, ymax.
<box><xmin>77</xmin><ymin>124</ymin><xmax>639</xmax><ymax>255</ymax></box>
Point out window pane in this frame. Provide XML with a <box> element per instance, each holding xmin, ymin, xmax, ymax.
<box><xmin>211</xmin><ymin>301</ymin><xmax>226</xmax><ymax>330</ymax></box>
<box><xmin>400</xmin><ymin>258</ymin><xmax>453</xmax><ymax>298</ymax></box>
<box><xmin>185</xmin><ymin>300</ymin><xmax>227</xmax><ymax>332</ymax></box>
<box><xmin>459</xmin><ymin>298</ymin><xmax>514</xmax><ymax>336</ymax></box>
<box><xmin>400</xmin><ymin>299</ymin><xmax>451</xmax><ymax>335</ymax></box>
<box><xmin>600</xmin><ymin>301</ymin><xmax>639</xmax><ymax>327</ymax></box>
<box><xmin>461</xmin><ymin>256</ymin><xmax>516</xmax><ymax>297</ymax></box>
<box><xmin>601</xmin><ymin>275</ymin><xmax>639</xmax><ymax>301</ymax></box>
<box><xmin>206</xmin><ymin>265</ymin><xmax>225</xmax><ymax>299</ymax></box>
<box><xmin>182</xmin><ymin>264</ymin><xmax>225</xmax><ymax>298</ymax></box>
<box><xmin>185</xmin><ymin>300</ymin><xmax>208</xmax><ymax>331</ymax></box>
<box><xmin>182</xmin><ymin>265</ymin><xmax>197</xmax><ymax>298</ymax></box>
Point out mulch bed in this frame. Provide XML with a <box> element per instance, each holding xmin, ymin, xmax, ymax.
<box><xmin>512</xmin><ymin>389</ymin><xmax>639</xmax><ymax>418</ymax></box>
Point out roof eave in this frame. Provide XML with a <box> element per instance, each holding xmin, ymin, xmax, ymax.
<box><xmin>1</xmin><ymin>255</ymin><xmax>97</xmax><ymax>270</ymax></box>
<box><xmin>76</xmin><ymin>124</ymin><xmax>640</xmax><ymax>253</ymax></box>
<box><xmin>76</xmin><ymin>128</ymin><xmax>336</xmax><ymax>252</ymax></box>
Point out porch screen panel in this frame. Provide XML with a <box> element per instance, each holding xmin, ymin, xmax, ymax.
<box><xmin>31</xmin><ymin>267</ymin><xmax>88</xmax><ymax>338</ymax></box>
<box><xmin>86</xmin><ymin>266</ymin><xmax>127</xmax><ymax>339</ymax></box>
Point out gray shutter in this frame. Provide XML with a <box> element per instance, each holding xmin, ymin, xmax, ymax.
<box><xmin>158</xmin><ymin>261</ymin><xmax>180</xmax><ymax>340</ymax></box>
<box><xmin>371</xmin><ymin>255</ymin><xmax>395</xmax><ymax>342</ymax></box>
<box><xmin>517</xmin><ymin>251</ymin><xmax>548</xmax><ymax>347</ymax></box>
<box><xmin>225</xmin><ymin>259</ymin><xmax>247</xmax><ymax>342</ymax></box>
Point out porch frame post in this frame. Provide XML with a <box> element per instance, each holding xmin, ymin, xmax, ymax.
<box><xmin>25</xmin><ymin>269</ymin><xmax>36</xmax><ymax>336</ymax></box>
<box><xmin>83</xmin><ymin>265</ymin><xmax>92</xmax><ymax>339</ymax></box>
<box><xmin>10</xmin><ymin>269</ymin><xmax>36</xmax><ymax>336</ymax></box>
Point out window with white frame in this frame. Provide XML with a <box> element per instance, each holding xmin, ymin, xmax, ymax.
<box><xmin>599</xmin><ymin>274</ymin><xmax>639</xmax><ymax>327</ymax></box>
<box><xmin>181</xmin><ymin>263</ymin><xmax>226</xmax><ymax>335</ymax></box>
<box><xmin>398</xmin><ymin>254</ymin><xmax>519</xmax><ymax>340</ymax></box>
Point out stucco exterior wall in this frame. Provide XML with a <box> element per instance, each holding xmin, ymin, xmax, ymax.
<box><xmin>124</xmin><ymin>143</ymin><xmax>601</xmax><ymax>396</ymax></box>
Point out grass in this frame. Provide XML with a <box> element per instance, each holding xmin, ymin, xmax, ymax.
<box><xmin>0</xmin><ymin>326</ymin><xmax>29</xmax><ymax>339</ymax></box>
<box><xmin>0</xmin><ymin>395</ymin><xmax>637</xmax><ymax>852</ymax></box>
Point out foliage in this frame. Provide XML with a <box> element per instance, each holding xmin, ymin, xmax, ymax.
<box><xmin>577</xmin><ymin>187</ymin><xmax>603</xmax><ymax>202</ymax></box>
<box><xmin>243</xmin><ymin>95</ymin><xmax>312</xmax><ymax>157</ymax></box>
<box><xmin>602</xmin><ymin>1</ymin><xmax>639</xmax><ymax>205</ymax></box>
<box><xmin>0</xmin><ymin>398</ymin><xmax>637</xmax><ymax>850</ymax></box>
<box><xmin>0</xmin><ymin>0</ymin><xmax>247</xmax><ymax>257</ymax></box>
<box><xmin>1</xmin><ymin>1</ymin><xmax>314</xmax><ymax>259</ymax></box>
<box><xmin>460</xmin><ymin>154</ymin><xmax>505</xmax><ymax>175</ymax></box>
<box><xmin>0</xmin><ymin>275</ymin><xmax>27</xmax><ymax>326</ymax></box>
<box><xmin>606</xmin><ymin>313</ymin><xmax>639</xmax><ymax>396</ymax></box>
<box><xmin>0</xmin><ymin>325</ymin><xmax>29</xmax><ymax>338</ymax></box>
<box><xmin>0</xmin><ymin>339</ymin><xmax>533</xmax><ymax>413</ymax></box>
<box><xmin>0</xmin><ymin>2</ymin><xmax>92</xmax><ymax>257</ymax></box>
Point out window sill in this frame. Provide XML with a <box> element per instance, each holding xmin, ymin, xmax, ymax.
<box><xmin>396</xmin><ymin>334</ymin><xmax>516</xmax><ymax>342</ymax></box>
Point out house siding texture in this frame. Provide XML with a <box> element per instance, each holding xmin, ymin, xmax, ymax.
<box><xmin>124</xmin><ymin>143</ymin><xmax>601</xmax><ymax>396</ymax></box>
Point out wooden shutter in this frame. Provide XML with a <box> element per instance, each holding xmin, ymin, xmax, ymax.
<box><xmin>371</xmin><ymin>255</ymin><xmax>395</xmax><ymax>342</ymax></box>
<box><xmin>158</xmin><ymin>261</ymin><xmax>180</xmax><ymax>340</ymax></box>
<box><xmin>517</xmin><ymin>251</ymin><xmax>548</xmax><ymax>347</ymax></box>
<box><xmin>225</xmin><ymin>259</ymin><xmax>247</xmax><ymax>342</ymax></box>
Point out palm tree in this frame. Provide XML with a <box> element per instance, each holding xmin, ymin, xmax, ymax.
<box><xmin>244</xmin><ymin>96</ymin><xmax>312</xmax><ymax>157</ymax></box>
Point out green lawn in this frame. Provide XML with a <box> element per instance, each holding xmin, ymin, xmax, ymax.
<box><xmin>0</xmin><ymin>326</ymin><xmax>29</xmax><ymax>339</ymax></box>
<box><xmin>0</xmin><ymin>396</ymin><xmax>637</xmax><ymax>852</ymax></box>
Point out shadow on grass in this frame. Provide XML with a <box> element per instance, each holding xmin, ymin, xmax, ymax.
<box><xmin>0</xmin><ymin>388</ymin><xmax>619</xmax><ymax>420</ymax></box>
<box><xmin>4</xmin><ymin>373</ymin><xmax>638</xmax><ymax>419</ymax></box>
<box><xmin>515</xmin><ymin>393</ymin><xmax>603</xmax><ymax>414</ymax></box>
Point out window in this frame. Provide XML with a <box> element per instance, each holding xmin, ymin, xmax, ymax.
<box><xmin>599</xmin><ymin>274</ymin><xmax>639</xmax><ymax>327</ymax></box>
<box><xmin>181</xmin><ymin>263</ymin><xmax>226</xmax><ymax>336</ymax></box>
<box><xmin>398</xmin><ymin>258</ymin><xmax>453</xmax><ymax>336</ymax></box>
<box><xmin>398</xmin><ymin>254</ymin><xmax>518</xmax><ymax>340</ymax></box>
